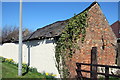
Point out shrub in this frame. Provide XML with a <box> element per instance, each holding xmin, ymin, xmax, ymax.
<box><xmin>42</xmin><ymin>72</ymin><xmax>56</xmax><ymax>78</ymax></box>
<box><xmin>32</xmin><ymin>67</ymin><xmax>38</xmax><ymax>73</ymax></box>
<box><xmin>4</xmin><ymin>58</ymin><xmax>14</xmax><ymax>64</ymax></box>
<box><xmin>22</xmin><ymin>63</ymin><xmax>28</xmax><ymax>69</ymax></box>
<box><xmin>0</xmin><ymin>56</ymin><xmax>5</xmax><ymax>62</ymax></box>
<box><xmin>29</xmin><ymin>67</ymin><xmax>38</xmax><ymax>73</ymax></box>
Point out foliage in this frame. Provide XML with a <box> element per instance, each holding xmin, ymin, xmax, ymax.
<box><xmin>55</xmin><ymin>11</ymin><xmax>88</xmax><ymax>78</ymax></box>
<box><xmin>0</xmin><ymin>56</ymin><xmax>5</xmax><ymax>62</ymax></box>
<box><xmin>2</xmin><ymin>26</ymin><xmax>32</xmax><ymax>42</ymax></box>
<box><xmin>22</xmin><ymin>63</ymin><xmax>28</xmax><ymax>69</ymax></box>
<box><xmin>99</xmin><ymin>77</ymin><xmax>120</xmax><ymax>80</ymax></box>
<box><xmin>42</xmin><ymin>72</ymin><xmax>57</xmax><ymax>79</ymax></box>
<box><xmin>29</xmin><ymin>67</ymin><xmax>38</xmax><ymax>73</ymax></box>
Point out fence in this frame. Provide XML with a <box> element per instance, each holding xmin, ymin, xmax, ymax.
<box><xmin>76</xmin><ymin>63</ymin><xmax>120</xmax><ymax>80</ymax></box>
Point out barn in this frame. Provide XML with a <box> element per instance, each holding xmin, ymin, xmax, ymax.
<box><xmin>111</xmin><ymin>21</ymin><xmax>120</xmax><ymax>66</ymax></box>
<box><xmin>1</xmin><ymin>2</ymin><xmax>117</xmax><ymax>78</ymax></box>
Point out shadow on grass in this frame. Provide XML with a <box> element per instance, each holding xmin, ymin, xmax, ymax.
<box><xmin>22</xmin><ymin>66</ymin><xmax>29</xmax><ymax>76</ymax></box>
<box><xmin>22</xmin><ymin>44</ymin><xmax>31</xmax><ymax>76</ymax></box>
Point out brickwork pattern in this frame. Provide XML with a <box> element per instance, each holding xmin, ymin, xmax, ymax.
<box><xmin>66</xmin><ymin>3</ymin><xmax>117</xmax><ymax>78</ymax></box>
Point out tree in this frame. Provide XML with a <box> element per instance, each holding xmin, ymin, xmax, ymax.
<box><xmin>2</xmin><ymin>25</ymin><xmax>32</xmax><ymax>43</ymax></box>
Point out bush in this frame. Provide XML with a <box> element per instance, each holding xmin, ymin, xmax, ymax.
<box><xmin>33</xmin><ymin>68</ymin><xmax>38</xmax><ymax>73</ymax></box>
<box><xmin>5</xmin><ymin>58</ymin><xmax>14</xmax><ymax>64</ymax></box>
<box><xmin>29</xmin><ymin>67</ymin><xmax>38</xmax><ymax>73</ymax></box>
<box><xmin>42</xmin><ymin>72</ymin><xmax>56</xmax><ymax>79</ymax></box>
<box><xmin>0</xmin><ymin>56</ymin><xmax>5</xmax><ymax>62</ymax></box>
<box><xmin>22</xmin><ymin>63</ymin><xmax>28</xmax><ymax>69</ymax></box>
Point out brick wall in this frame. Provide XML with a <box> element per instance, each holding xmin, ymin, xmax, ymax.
<box><xmin>66</xmin><ymin>3</ymin><xmax>117</xmax><ymax>78</ymax></box>
<box><xmin>111</xmin><ymin>21</ymin><xmax>120</xmax><ymax>39</ymax></box>
<box><xmin>117</xmin><ymin>42</ymin><xmax>120</xmax><ymax>66</ymax></box>
<box><xmin>111</xmin><ymin>21</ymin><xmax>120</xmax><ymax>66</ymax></box>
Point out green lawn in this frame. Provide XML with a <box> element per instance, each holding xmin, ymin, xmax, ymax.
<box><xmin>0</xmin><ymin>62</ymin><xmax>2</xmax><ymax>79</ymax></box>
<box><xmin>0</xmin><ymin>57</ymin><xmax>56</xmax><ymax>79</ymax></box>
<box><xmin>99</xmin><ymin>77</ymin><xmax>120</xmax><ymax>80</ymax></box>
<box><xmin>2</xmin><ymin>62</ymin><xmax>45</xmax><ymax>78</ymax></box>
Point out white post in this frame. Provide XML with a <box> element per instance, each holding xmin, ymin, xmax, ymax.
<box><xmin>18</xmin><ymin>0</ymin><xmax>22</xmax><ymax>76</ymax></box>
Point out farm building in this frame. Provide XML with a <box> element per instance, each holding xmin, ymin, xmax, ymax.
<box><xmin>111</xmin><ymin>21</ymin><xmax>120</xmax><ymax>66</ymax></box>
<box><xmin>1</xmin><ymin>2</ymin><xmax>117</xmax><ymax>78</ymax></box>
<box><xmin>111</xmin><ymin>21</ymin><xmax>120</xmax><ymax>40</ymax></box>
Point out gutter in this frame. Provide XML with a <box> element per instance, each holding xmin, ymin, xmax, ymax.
<box><xmin>118</xmin><ymin>38</ymin><xmax>120</xmax><ymax>40</ymax></box>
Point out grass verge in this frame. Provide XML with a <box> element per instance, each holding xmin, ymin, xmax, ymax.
<box><xmin>2</xmin><ymin>62</ymin><xmax>45</xmax><ymax>78</ymax></box>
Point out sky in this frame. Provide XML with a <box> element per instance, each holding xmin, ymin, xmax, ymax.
<box><xmin>2</xmin><ymin>2</ymin><xmax>119</xmax><ymax>31</ymax></box>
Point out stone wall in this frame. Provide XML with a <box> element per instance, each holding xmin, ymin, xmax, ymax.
<box><xmin>66</xmin><ymin>3</ymin><xmax>117</xmax><ymax>78</ymax></box>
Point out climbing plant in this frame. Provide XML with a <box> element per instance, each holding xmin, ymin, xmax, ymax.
<box><xmin>55</xmin><ymin>10</ymin><xmax>88</xmax><ymax>78</ymax></box>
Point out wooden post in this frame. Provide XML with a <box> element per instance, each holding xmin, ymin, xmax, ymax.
<box><xmin>91</xmin><ymin>47</ymin><xmax>97</xmax><ymax>80</ymax></box>
<box><xmin>105</xmin><ymin>66</ymin><xmax>109</xmax><ymax>80</ymax></box>
<box><xmin>76</xmin><ymin>63</ymin><xmax>82</xmax><ymax>80</ymax></box>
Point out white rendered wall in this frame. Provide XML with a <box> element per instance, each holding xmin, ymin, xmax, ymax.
<box><xmin>0</xmin><ymin>39</ymin><xmax>60</xmax><ymax>78</ymax></box>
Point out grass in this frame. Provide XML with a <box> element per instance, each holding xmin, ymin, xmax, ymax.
<box><xmin>99</xmin><ymin>77</ymin><xmax>120</xmax><ymax>80</ymax></box>
<box><xmin>0</xmin><ymin>62</ymin><xmax>2</xmax><ymax>79</ymax></box>
<box><xmin>2</xmin><ymin>62</ymin><xmax>45</xmax><ymax>78</ymax></box>
<box><xmin>0</xmin><ymin>57</ymin><xmax>56</xmax><ymax>79</ymax></box>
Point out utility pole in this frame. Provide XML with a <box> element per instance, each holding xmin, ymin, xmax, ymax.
<box><xmin>18</xmin><ymin>0</ymin><xmax>22</xmax><ymax>76</ymax></box>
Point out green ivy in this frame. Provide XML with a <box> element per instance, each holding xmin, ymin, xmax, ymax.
<box><xmin>55</xmin><ymin>11</ymin><xmax>88</xmax><ymax>78</ymax></box>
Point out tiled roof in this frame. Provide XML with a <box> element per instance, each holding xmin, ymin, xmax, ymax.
<box><xmin>111</xmin><ymin>21</ymin><xmax>120</xmax><ymax>39</ymax></box>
